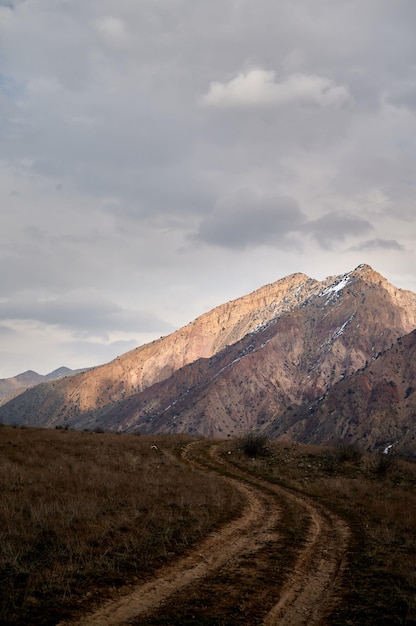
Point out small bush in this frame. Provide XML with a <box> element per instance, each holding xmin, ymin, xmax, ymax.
<box><xmin>321</xmin><ymin>450</ymin><xmax>338</xmax><ymax>474</ymax></box>
<box><xmin>238</xmin><ymin>431</ymin><xmax>269</xmax><ymax>458</ymax></box>
<box><xmin>336</xmin><ymin>441</ymin><xmax>362</xmax><ymax>463</ymax></box>
<box><xmin>321</xmin><ymin>442</ymin><xmax>362</xmax><ymax>474</ymax></box>
<box><xmin>371</xmin><ymin>450</ymin><xmax>397</xmax><ymax>476</ymax></box>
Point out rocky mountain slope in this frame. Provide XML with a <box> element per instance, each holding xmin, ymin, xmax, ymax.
<box><xmin>270</xmin><ymin>328</ymin><xmax>416</xmax><ymax>453</ymax></box>
<box><xmin>0</xmin><ymin>264</ymin><xmax>415</xmax><ymax>451</ymax></box>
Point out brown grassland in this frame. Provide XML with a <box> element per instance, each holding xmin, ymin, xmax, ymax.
<box><xmin>1</xmin><ymin>424</ymin><xmax>416</xmax><ymax>625</ymax></box>
<box><xmin>0</xmin><ymin>426</ymin><xmax>242</xmax><ymax>625</ymax></box>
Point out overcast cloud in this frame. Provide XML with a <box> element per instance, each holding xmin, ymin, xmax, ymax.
<box><xmin>0</xmin><ymin>0</ymin><xmax>415</xmax><ymax>377</ymax></box>
<box><xmin>200</xmin><ymin>69</ymin><xmax>351</xmax><ymax>109</ymax></box>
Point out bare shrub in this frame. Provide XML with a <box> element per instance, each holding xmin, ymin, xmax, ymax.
<box><xmin>238</xmin><ymin>431</ymin><xmax>269</xmax><ymax>458</ymax></box>
<box><xmin>336</xmin><ymin>441</ymin><xmax>362</xmax><ymax>463</ymax></box>
<box><xmin>321</xmin><ymin>450</ymin><xmax>338</xmax><ymax>474</ymax></box>
<box><xmin>320</xmin><ymin>442</ymin><xmax>362</xmax><ymax>474</ymax></box>
<box><xmin>371</xmin><ymin>449</ymin><xmax>397</xmax><ymax>476</ymax></box>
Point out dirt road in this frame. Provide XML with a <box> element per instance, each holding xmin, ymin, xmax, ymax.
<box><xmin>63</xmin><ymin>441</ymin><xmax>349</xmax><ymax>625</ymax></box>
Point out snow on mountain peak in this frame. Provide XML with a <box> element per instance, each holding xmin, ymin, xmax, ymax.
<box><xmin>319</xmin><ymin>273</ymin><xmax>352</xmax><ymax>299</ymax></box>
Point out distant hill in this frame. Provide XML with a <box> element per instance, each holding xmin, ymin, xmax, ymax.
<box><xmin>0</xmin><ymin>264</ymin><xmax>415</xmax><ymax>452</ymax></box>
<box><xmin>0</xmin><ymin>367</ymin><xmax>86</xmax><ymax>405</ymax></box>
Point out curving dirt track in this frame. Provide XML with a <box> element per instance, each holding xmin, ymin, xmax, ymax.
<box><xmin>62</xmin><ymin>441</ymin><xmax>350</xmax><ymax>626</ymax></box>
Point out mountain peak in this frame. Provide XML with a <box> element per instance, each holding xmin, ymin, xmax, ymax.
<box><xmin>350</xmin><ymin>263</ymin><xmax>383</xmax><ymax>281</ymax></box>
<box><xmin>15</xmin><ymin>370</ymin><xmax>43</xmax><ymax>383</ymax></box>
<box><xmin>326</xmin><ymin>264</ymin><xmax>382</xmax><ymax>286</ymax></box>
<box><xmin>354</xmin><ymin>263</ymin><xmax>374</xmax><ymax>272</ymax></box>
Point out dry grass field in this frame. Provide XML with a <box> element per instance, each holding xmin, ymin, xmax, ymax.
<box><xmin>0</xmin><ymin>426</ymin><xmax>242</xmax><ymax>625</ymax></box>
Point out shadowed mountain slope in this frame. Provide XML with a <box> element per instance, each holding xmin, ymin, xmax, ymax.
<box><xmin>270</xmin><ymin>328</ymin><xmax>416</xmax><ymax>453</ymax></box>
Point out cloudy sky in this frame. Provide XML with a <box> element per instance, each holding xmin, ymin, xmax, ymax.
<box><xmin>1</xmin><ymin>0</ymin><xmax>416</xmax><ymax>377</ymax></box>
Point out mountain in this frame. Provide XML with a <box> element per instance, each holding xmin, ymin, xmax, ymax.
<box><xmin>0</xmin><ymin>264</ymin><xmax>415</xmax><ymax>452</ymax></box>
<box><xmin>0</xmin><ymin>271</ymin><xmax>329</xmax><ymax>426</ymax></box>
<box><xmin>44</xmin><ymin>366</ymin><xmax>84</xmax><ymax>381</ymax></box>
<box><xmin>0</xmin><ymin>370</ymin><xmax>44</xmax><ymax>397</ymax></box>
<box><xmin>95</xmin><ymin>263</ymin><xmax>415</xmax><ymax>441</ymax></box>
<box><xmin>0</xmin><ymin>366</ymin><xmax>85</xmax><ymax>405</ymax></box>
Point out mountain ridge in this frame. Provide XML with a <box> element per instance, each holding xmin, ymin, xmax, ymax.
<box><xmin>0</xmin><ymin>264</ymin><xmax>415</xmax><ymax>452</ymax></box>
<box><xmin>0</xmin><ymin>269</ymin><xmax>332</xmax><ymax>421</ymax></box>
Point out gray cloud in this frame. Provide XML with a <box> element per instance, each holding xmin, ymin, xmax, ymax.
<box><xmin>305</xmin><ymin>212</ymin><xmax>374</xmax><ymax>250</ymax></box>
<box><xmin>0</xmin><ymin>0</ymin><xmax>415</xmax><ymax>375</ymax></box>
<box><xmin>349</xmin><ymin>238</ymin><xmax>405</xmax><ymax>252</ymax></box>
<box><xmin>195</xmin><ymin>192</ymin><xmax>305</xmax><ymax>249</ymax></box>
<box><xmin>0</xmin><ymin>324</ymin><xmax>15</xmax><ymax>337</ymax></box>
<box><xmin>0</xmin><ymin>292</ymin><xmax>174</xmax><ymax>336</ymax></box>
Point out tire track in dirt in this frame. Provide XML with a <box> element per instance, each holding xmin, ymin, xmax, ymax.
<box><xmin>62</xmin><ymin>440</ymin><xmax>350</xmax><ymax>626</ymax></box>
<box><xmin>262</xmin><ymin>489</ymin><xmax>349</xmax><ymax>625</ymax></box>
<box><xmin>61</xmin><ymin>441</ymin><xmax>281</xmax><ymax>626</ymax></box>
<box><xmin>206</xmin><ymin>442</ymin><xmax>351</xmax><ymax>625</ymax></box>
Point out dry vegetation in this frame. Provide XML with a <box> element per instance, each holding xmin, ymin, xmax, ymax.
<box><xmin>2</xmin><ymin>423</ymin><xmax>416</xmax><ymax>626</ymax></box>
<box><xmin>0</xmin><ymin>426</ymin><xmax>242</xmax><ymax>625</ymax></box>
<box><xmin>226</xmin><ymin>439</ymin><xmax>416</xmax><ymax>625</ymax></box>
